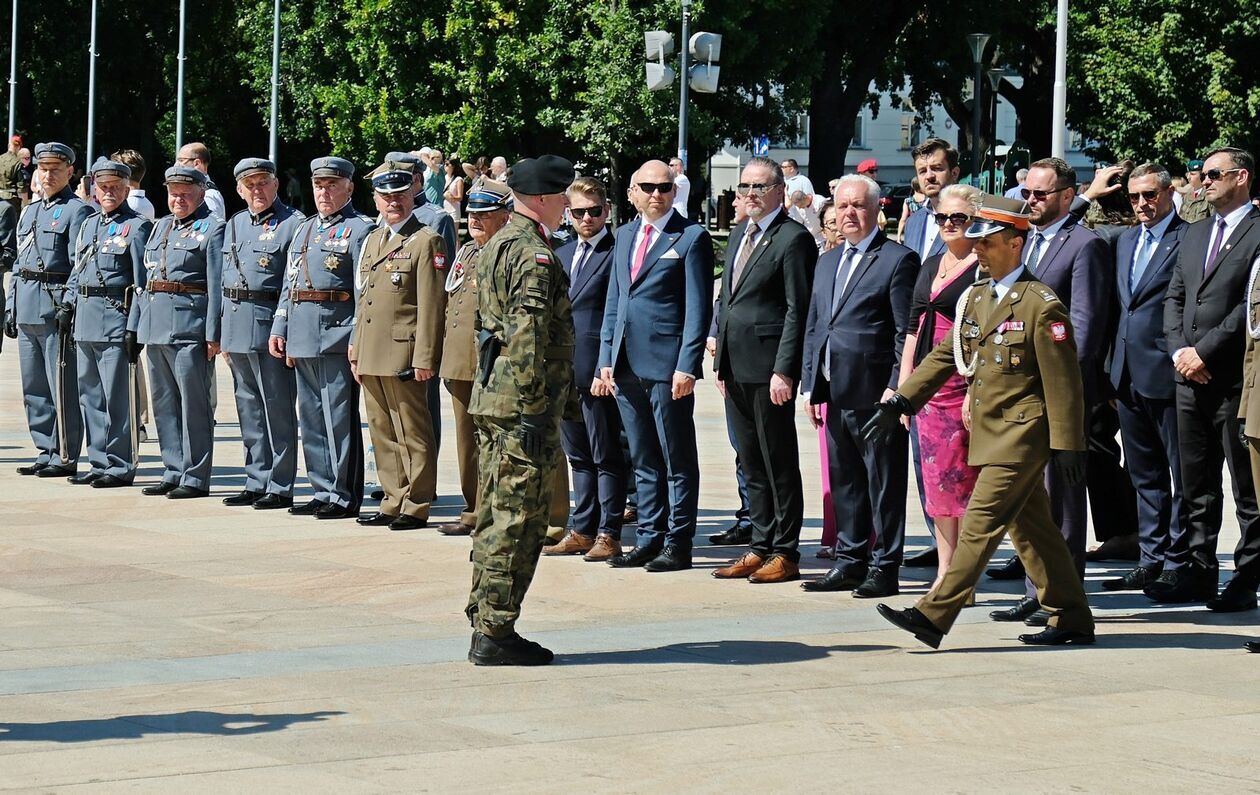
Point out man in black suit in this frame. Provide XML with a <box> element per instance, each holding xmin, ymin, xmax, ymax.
<box><xmin>545</xmin><ymin>177</ymin><xmax>625</xmax><ymax>563</ymax></box>
<box><xmin>1158</xmin><ymin>146</ymin><xmax>1260</xmax><ymax>610</ymax></box>
<box><xmin>1105</xmin><ymin>163</ymin><xmax>1188</xmax><ymax>592</ymax></box>
<box><xmin>799</xmin><ymin>174</ymin><xmax>919</xmax><ymax>597</ymax></box>
<box><xmin>710</xmin><ymin>157</ymin><xmax>817</xmax><ymax>584</ymax></box>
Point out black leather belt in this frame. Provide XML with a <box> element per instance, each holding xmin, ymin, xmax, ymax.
<box><xmin>79</xmin><ymin>285</ymin><xmax>130</xmax><ymax>298</ymax></box>
<box><xmin>223</xmin><ymin>287</ymin><xmax>281</xmax><ymax>301</ymax></box>
<box><xmin>19</xmin><ymin>268</ymin><xmax>70</xmax><ymax>284</ymax></box>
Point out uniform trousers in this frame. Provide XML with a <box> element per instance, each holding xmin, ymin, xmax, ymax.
<box><xmin>918</xmin><ymin>458</ymin><xmax>1094</xmax><ymax>635</ymax></box>
<box><xmin>294</xmin><ymin>355</ymin><xmax>362</xmax><ymax>509</ymax></box>
<box><xmin>362</xmin><ymin>373</ymin><xmax>436</xmax><ymax>522</ymax></box>
<box><xmin>725</xmin><ymin>380</ymin><xmax>804</xmax><ymax>562</ymax></box>
<box><xmin>1116</xmin><ymin>382</ymin><xmax>1183</xmax><ymax>568</ymax></box>
<box><xmin>76</xmin><ymin>340</ymin><xmax>135</xmax><ymax>479</ymax></box>
<box><xmin>227</xmin><ymin>351</ymin><xmax>297</xmax><ymax>496</ymax></box>
<box><xmin>147</xmin><ymin>343</ymin><xmax>214</xmax><ymax>490</ymax></box>
<box><xmin>561</xmin><ymin>390</ymin><xmax>625</xmax><ymax>538</ymax></box>
<box><xmin>444</xmin><ymin>378</ymin><xmax>479</xmax><ymax>527</ymax></box>
<box><xmin>18</xmin><ymin>321</ymin><xmax>82</xmax><ymax>467</ymax></box>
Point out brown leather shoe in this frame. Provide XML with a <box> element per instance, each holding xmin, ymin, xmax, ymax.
<box><xmin>748</xmin><ymin>555</ymin><xmax>800</xmax><ymax>583</ymax></box>
<box><xmin>543</xmin><ymin>531</ymin><xmax>596</xmax><ymax>556</ymax></box>
<box><xmin>622</xmin><ymin>507</ymin><xmax>638</xmax><ymax>523</ymax></box>
<box><xmin>437</xmin><ymin>522</ymin><xmax>474</xmax><ymax>536</ymax></box>
<box><xmin>713</xmin><ymin>551</ymin><xmax>766</xmax><ymax>579</ymax></box>
<box><xmin>583</xmin><ymin>534</ymin><xmax>623</xmax><ymax>561</ymax></box>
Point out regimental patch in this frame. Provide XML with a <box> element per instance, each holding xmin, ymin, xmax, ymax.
<box><xmin>1050</xmin><ymin>321</ymin><xmax>1068</xmax><ymax>342</ymax></box>
<box><xmin>433</xmin><ymin>252</ymin><xmax>447</xmax><ymax>270</ymax></box>
<box><xmin>534</xmin><ymin>253</ymin><xmax>550</xmax><ymax>265</ymax></box>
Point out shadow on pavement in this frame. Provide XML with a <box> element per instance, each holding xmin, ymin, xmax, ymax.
<box><xmin>559</xmin><ymin>639</ymin><xmax>896</xmax><ymax>666</ymax></box>
<box><xmin>0</xmin><ymin>709</ymin><xmax>345</xmax><ymax>743</ymax></box>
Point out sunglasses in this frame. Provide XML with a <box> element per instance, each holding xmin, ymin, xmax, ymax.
<box><xmin>1020</xmin><ymin>186</ymin><xmax>1068</xmax><ymax>201</ymax></box>
<box><xmin>1127</xmin><ymin>189</ymin><xmax>1161</xmax><ymax>203</ymax></box>
<box><xmin>636</xmin><ymin>182</ymin><xmax>674</xmax><ymax>195</ymax></box>
<box><xmin>735</xmin><ymin>182</ymin><xmax>780</xmax><ymax>197</ymax></box>
<box><xmin>569</xmin><ymin>206</ymin><xmax>604</xmax><ymax>219</ymax></box>
<box><xmin>933</xmin><ymin>212</ymin><xmax>971</xmax><ymax>227</ymax></box>
<box><xmin>1204</xmin><ymin>168</ymin><xmax>1242</xmax><ymax>182</ymax></box>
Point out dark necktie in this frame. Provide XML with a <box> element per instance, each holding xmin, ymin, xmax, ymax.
<box><xmin>1025</xmin><ymin>232</ymin><xmax>1046</xmax><ymax>275</ymax></box>
<box><xmin>1205</xmin><ymin>217</ymin><xmax>1228</xmax><ymax>274</ymax></box>
<box><xmin>731</xmin><ymin>222</ymin><xmax>760</xmax><ymax>287</ymax></box>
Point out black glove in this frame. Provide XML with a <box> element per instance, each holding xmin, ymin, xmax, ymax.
<box><xmin>1240</xmin><ymin>423</ymin><xmax>1251</xmax><ymax>449</ymax></box>
<box><xmin>3</xmin><ymin>311</ymin><xmax>14</xmax><ymax>339</ymax></box>
<box><xmin>517</xmin><ymin>413</ymin><xmax>550</xmax><ymax>459</ymax></box>
<box><xmin>861</xmin><ymin>393</ymin><xmax>912</xmax><ymax>445</ymax></box>
<box><xmin>1051</xmin><ymin>449</ymin><xmax>1088</xmax><ymax>486</ymax></box>
<box><xmin>54</xmin><ymin>302</ymin><xmax>74</xmax><ymax>335</ymax></box>
<box><xmin>124</xmin><ymin>331</ymin><xmax>143</xmax><ymax>364</ymax></box>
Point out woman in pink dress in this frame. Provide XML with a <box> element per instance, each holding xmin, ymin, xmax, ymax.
<box><xmin>898</xmin><ymin>184</ymin><xmax>982</xmax><ymax>593</ymax></box>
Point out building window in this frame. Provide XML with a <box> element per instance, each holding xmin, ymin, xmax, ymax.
<box><xmin>851</xmin><ymin>114</ymin><xmax>865</xmax><ymax>149</ymax></box>
<box><xmin>900</xmin><ymin>113</ymin><xmax>923</xmax><ymax>150</ymax></box>
<box><xmin>773</xmin><ymin>113</ymin><xmax>810</xmax><ymax>149</ymax></box>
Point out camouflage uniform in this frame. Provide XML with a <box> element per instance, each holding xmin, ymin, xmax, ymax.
<box><xmin>1179</xmin><ymin>189</ymin><xmax>1210</xmax><ymax>224</ymax></box>
<box><xmin>466</xmin><ymin>212</ymin><xmax>578</xmax><ymax>637</ymax></box>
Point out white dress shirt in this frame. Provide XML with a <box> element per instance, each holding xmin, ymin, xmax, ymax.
<box><xmin>991</xmin><ymin>265</ymin><xmax>1027</xmax><ymax>302</ymax></box>
<box><xmin>1203</xmin><ymin>201</ymin><xmax>1254</xmax><ymax>271</ymax></box>
<box><xmin>735</xmin><ymin>206</ymin><xmax>782</xmax><ymax>264</ymax></box>
<box><xmin>671</xmin><ymin>174</ymin><xmax>690</xmax><ymax>216</ymax></box>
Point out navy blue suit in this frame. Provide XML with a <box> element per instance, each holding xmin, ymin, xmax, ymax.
<box><xmin>903</xmin><ymin>204</ymin><xmax>947</xmax><ymax>263</ymax></box>
<box><xmin>600</xmin><ymin>209</ymin><xmax>714</xmax><ymax>551</ymax></box>
<box><xmin>556</xmin><ymin>231</ymin><xmax>625</xmax><ymax>539</ymax></box>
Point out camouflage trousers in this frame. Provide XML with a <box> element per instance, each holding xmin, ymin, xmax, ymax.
<box><xmin>465</xmin><ymin>412</ymin><xmax>562</xmax><ymax>637</ymax></box>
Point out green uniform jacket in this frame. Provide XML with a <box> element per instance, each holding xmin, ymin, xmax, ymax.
<box><xmin>899</xmin><ymin>270</ymin><xmax>1086</xmax><ymax>464</ymax></box>
<box><xmin>1240</xmin><ymin>262</ymin><xmax>1260</xmax><ymax>435</ymax></box>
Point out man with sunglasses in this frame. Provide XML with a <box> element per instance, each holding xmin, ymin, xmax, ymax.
<box><xmin>1162</xmin><ymin>146</ymin><xmax>1260</xmax><ymax>611</ymax></box>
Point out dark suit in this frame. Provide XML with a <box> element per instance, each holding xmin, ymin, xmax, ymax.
<box><xmin>1163</xmin><ymin>207</ymin><xmax>1260</xmax><ymax>579</ymax></box>
<box><xmin>801</xmin><ymin>231</ymin><xmax>918</xmax><ymax>574</ymax></box>
<box><xmin>903</xmin><ymin>204</ymin><xmax>947</xmax><ymax>262</ymax></box>
<box><xmin>716</xmin><ymin>212</ymin><xmax>817</xmax><ymax>562</ymax></box>
<box><xmin>557</xmin><ymin>231</ymin><xmax>624</xmax><ymax>539</ymax></box>
<box><xmin>1111</xmin><ymin>215</ymin><xmax>1187</xmax><ymax>569</ymax></box>
<box><xmin>600</xmin><ymin>209</ymin><xmax>714</xmax><ymax>551</ymax></box>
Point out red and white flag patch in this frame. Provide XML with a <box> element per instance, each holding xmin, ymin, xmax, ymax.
<box><xmin>1050</xmin><ymin>321</ymin><xmax>1068</xmax><ymax>342</ymax></box>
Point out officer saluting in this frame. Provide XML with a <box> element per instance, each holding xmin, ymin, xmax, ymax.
<box><xmin>220</xmin><ymin>158</ymin><xmax>304</xmax><ymax>510</ymax></box>
<box><xmin>65</xmin><ymin>157</ymin><xmax>152</xmax><ymax>487</ymax></box>
<box><xmin>137</xmin><ymin>165</ymin><xmax>225</xmax><ymax>498</ymax></box>
<box><xmin>6</xmin><ymin>142</ymin><xmax>93</xmax><ymax>478</ymax></box>
<box><xmin>865</xmin><ymin>195</ymin><xmax>1095</xmax><ymax>648</ymax></box>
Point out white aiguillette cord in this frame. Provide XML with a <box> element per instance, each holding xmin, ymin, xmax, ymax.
<box><xmin>953</xmin><ymin>283</ymin><xmax>980</xmax><ymax>376</ymax></box>
<box><xmin>1247</xmin><ymin>255</ymin><xmax>1260</xmax><ymax>340</ymax></box>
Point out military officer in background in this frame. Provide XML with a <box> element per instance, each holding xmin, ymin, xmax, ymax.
<box><xmin>270</xmin><ymin>157</ymin><xmax>373</xmax><ymax>519</ymax></box>
<box><xmin>137</xmin><ymin>165</ymin><xmax>225</xmax><ymax>498</ymax></box>
<box><xmin>866</xmin><ymin>195</ymin><xmax>1095</xmax><ymax>648</ymax></box>
<box><xmin>0</xmin><ymin>175</ymin><xmax>16</xmax><ymax>354</ymax></box>
<box><xmin>5</xmin><ymin>142</ymin><xmax>93</xmax><ymax>477</ymax></box>
<box><xmin>64</xmin><ymin>158</ymin><xmax>151</xmax><ymax>488</ymax></box>
<box><xmin>350</xmin><ymin>158</ymin><xmax>448</xmax><ymax>531</ymax></box>
<box><xmin>437</xmin><ymin>179</ymin><xmax>513</xmax><ymax>536</ymax></box>
<box><xmin>466</xmin><ymin>155</ymin><xmax>578</xmax><ymax>666</ymax></box>
<box><xmin>220</xmin><ymin>158</ymin><xmax>304</xmax><ymax>510</ymax></box>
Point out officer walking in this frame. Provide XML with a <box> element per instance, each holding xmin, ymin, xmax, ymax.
<box><xmin>866</xmin><ymin>195</ymin><xmax>1095</xmax><ymax>648</ymax></box>
<box><xmin>466</xmin><ymin>156</ymin><xmax>579</xmax><ymax>666</ymax></box>
<box><xmin>269</xmin><ymin>157</ymin><xmax>374</xmax><ymax>519</ymax></box>
<box><xmin>220</xmin><ymin>158</ymin><xmax>304</xmax><ymax>510</ymax></box>
<box><xmin>137</xmin><ymin>165</ymin><xmax>225</xmax><ymax>498</ymax></box>
<box><xmin>6</xmin><ymin>142</ymin><xmax>93</xmax><ymax>477</ymax></box>
<box><xmin>65</xmin><ymin>158</ymin><xmax>152</xmax><ymax>488</ymax></box>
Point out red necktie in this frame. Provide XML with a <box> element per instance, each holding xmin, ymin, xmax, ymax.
<box><xmin>631</xmin><ymin>224</ymin><xmax>654</xmax><ymax>281</ymax></box>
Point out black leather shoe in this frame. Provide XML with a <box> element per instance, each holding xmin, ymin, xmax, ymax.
<box><xmin>1207</xmin><ymin>575</ymin><xmax>1259</xmax><ymax>613</ymax></box>
<box><xmin>91</xmin><ymin>474</ymin><xmax>132</xmax><ymax>489</ymax></box>
<box><xmin>356</xmin><ymin>511</ymin><xmax>397</xmax><ymax>526</ymax></box>
<box><xmin>389</xmin><ymin>515</ymin><xmax>426</xmax><ymax>531</ymax></box>
<box><xmin>1018</xmin><ymin>626</ymin><xmax>1095</xmax><ymax>646</ymax></box>
<box><xmin>853</xmin><ymin>568</ymin><xmax>899</xmax><ymax>598</ymax></box>
<box><xmin>1245</xmin><ymin>640</ymin><xmax>1260</xmax><ymax>653</ymax></box>
<box><xmin>369</xmin><ymin>489</ymin><xmax>385</xmax><ymax>501</ymax></box>
<box><xmin>16</xmin><ymin>462</ymin><xmax>48</xmax><ymax>476</ymax></box>
<box><xmin>876</xmin><ymin>604</ymin><xmax>943</xmax><ymax>649</ymax></box>
<box><xmin>67</xmin><ymin>472</ymin><xmax>101</xmax><ymax>485</ymax></box>
<box><xmin>1102</xmin><ymin>565</ymin><xmax>1162</xmax><ymax>592</ymax></box>
<box><xmin>468</xmin><ymin>630</ymin><xmax>554</xmax><ymax>666</ymax></box>
<box><xmin>142</xmin><ymin>481</ymin><xmax>178</xmax><ymax>496</ymax></box>
<box><xmin>36</xmin><ymin>464</ymin><xmax>75</xmax><ymax>478</ymax></box>
<box><xmin>1143</xmin><ymin>568</ymin><xmax>1216</xmax><ymax>603</ymax></box>
<box><xmin>315</xmin><ymin>503</ymin><xmax>352</xmax><ymax>520</ymax></box>
<box><xmin>990</xmin><ymin>596</ymin><xmax>1040</xmax><ymax>622</ymax></box>
<box><xmin>609</xmin><ymin>545</ymin><xmax>662</xmax><ymax>568</ymax></box>
<box><xmin>903</xmin><ymin>547</ymin><xmax>939</xmax><ymax>568</ymax></box>
<box><xmin>223</xmin><ymin>489</ymin><xmax>263</xmax><ymax>506</ymax></box>
<box><xmin>167</xmin><ymin>485</ymin><xmax>209</xmax><ymax>499</ymax></box>
<box><xmin>644</xmin><ymin>545</ymin><xmax>692</xmax><ymax>572</ymax></box>
<box><xmin>1024</xmin><ymin>610</ymin><xmax>1052</xmax><ymax>627</ymax></box>
<box><xmin>801</xmin><ymin>565</ymin><xmax>868</xmax><ymax>592</ymax></box>
<box><xmin>986</xmin><ymin>557</ymin><xmax>1026</xmax><ymax>581</ymax></box>
<box><xmin>288</xmin><ymin>499</ymin><xmax>327</xmax><ymax>516</ymax></box>
<box><xmin>437</xmin><ymin>522</ymin><xmax>474</xmax><ymax>536</ymax></box>
<box><xmin>707</xmin><ymin>524</ymin><xmax>753</xmax><ymax>545</ymax></box>
<box><xmin>252</xmin><ymin>494</ymin><xmax>293</xmax><ymax>510</ymax></box>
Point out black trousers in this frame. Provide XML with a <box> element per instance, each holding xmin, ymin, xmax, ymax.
<box><xmin>560</xmin><ymin>391</ymin><xmax>626</xmax><ymax>538</ymax></box>
<box><xmin>726</xmin><ymin>381</ymin><xmax>804</xmax><ymax>561</ymax></box>
<box><xmin>825</xmin><ymin>404</ymin><xmax>907</xmax><ymax>572</ymax></box>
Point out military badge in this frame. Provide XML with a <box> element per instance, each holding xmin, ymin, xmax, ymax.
<box><xmin>323</xmin><ymin>253</ymin><xmax>339</xmax><ymax>271</ymax></box>
<box><xmin>390</xmin><ymin>272</ymin><xmax>403</xmax><ymax>285</ymax></box>
<box><xmin>1050</xmin><ymin>321</ymin><xmax>1068</xmax><ymax>342</ymax></box>
<box><xmin>433</xmin><ymin>252</ymin><xmax>447</xmax><ymax>269</ymax></box>
<box><xmin>258</xmin><ymin>254</ymin><xmax>271</xmax><ymax>269</ymax></box>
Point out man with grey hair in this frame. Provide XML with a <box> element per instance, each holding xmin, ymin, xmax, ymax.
<box><xmin>489</xmin><ymin>157</ymin><xmax>508</xmax><ymax>181</ymax></box>
<box><xmin>1004</xmin><ymin>168</ymin><xmax>1030</xmax><ymax>200</ymax></box>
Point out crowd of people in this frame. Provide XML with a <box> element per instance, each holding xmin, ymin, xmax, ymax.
<box><xmin>4</xmin><ymin>130</ymin><xmax>1260</xmax><ymax>663</ymax></box>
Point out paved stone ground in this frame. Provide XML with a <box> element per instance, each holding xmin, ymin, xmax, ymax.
<box><xmin>1</xmin><ymin>345</ymin><xmax>1259</xmax><ymax>792</ymax></box>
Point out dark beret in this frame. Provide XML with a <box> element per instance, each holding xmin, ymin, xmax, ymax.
<box><xmin>507</xmin><ymin>155</ymin><xmax>575</xmax><ymax>196</ymax></box>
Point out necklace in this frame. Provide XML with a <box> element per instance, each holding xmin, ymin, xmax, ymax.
<box><xmin>936</xmin><ymin>253</ymin><xmax>970</xmax><ymax>281</ymax></box>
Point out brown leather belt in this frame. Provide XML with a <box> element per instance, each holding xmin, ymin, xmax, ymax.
<box><xmin>289</xmin><ymin>288</ymin><xmax>352</xmax><ymax>303</ymax></box>
<box><xmin>223</xmin><ymin>287</ymin><xmax>281</xmax><ymax>302</ymax></box>
<box><xmin>148</xmin><ymin>279</ymin><xmax>207</xmax><ymax>295</ymax></box>
<box><xmin>18</xmin><ymin>268</ymin><xmax>70</xmax><ymax>284</ymax></box>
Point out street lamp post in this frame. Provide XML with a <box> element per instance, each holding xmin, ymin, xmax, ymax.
<box><xmin>7</xmin><ymin>0</ymin><xmax>16</xmax><ymax>142</ymax></box>
<box><xmin>1051</xmin><ymin>0</ymin><xmax>1068</xmax><ymax>158</ymax></box>
<box><xmin>85</xmin><ymin>0</ymin><xmax>98</xmax><ymax>168</ymax></box>
<box><xmin>268</xmin><ymin>0</ymin><xmax>280</xmax><ymax>164</ymax></box>
<box><xmin>986</xmin><ymin>68</ymin><xmax>1005</xmax><ymax>193</ymax></box>
<box><xmin>175</xmin><ymin>0</ymin><xmax>187</xmax><ymax>157</ymax></box>
<box><xmin>966</xmin><ymin>33</ymin><xmax>990</xmax><ymax>185</ymax></box>
<box><xmin>677</xmin><ymin>0</ymin><xmax>690</xmax><ymax>169</ymax></box>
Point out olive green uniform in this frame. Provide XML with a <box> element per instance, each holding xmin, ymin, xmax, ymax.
<box><xmin>898</xmin><ymin>271</ymin><xmax>1094</xmax><ymax>635</ymax></box>
<box><xmin>1239</xmin><ymin>263</ymin><xmax>1260</xmax><ymax>499</ymax></box>
<box><xmin>440</xmin><ymin>240</ymin><xmax>483</xmax><ymax>528</ymax></box>
<box><xmin>466</xmin><ymin>212</ymin><xmax>578</xmax><ymax>637</ymax></box>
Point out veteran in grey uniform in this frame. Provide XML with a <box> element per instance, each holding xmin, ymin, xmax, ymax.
<box><xmin>0</xmin><ymin>189</ymin><xmax>16</xmax><ymax>354</ymax></box>
<box><xmin>220</xmin><ymin>158</ymin><xmax>304</xmax><ymax>510</ymax></box>
<box><xmin>5</xmin><ymin>142</ymin><xmax>93</xmax><ymax>477</ymax></box>
<box><xmin>137</xmin><ymin>165</ymin><xmax>225</xmax><ymax>498</ymax></box>
<box><xmin>64</xmin><ymin>158</ymin><xmax>152</xmax><ymax>487</ymax></box>
<box><xmin>270</xmin><ymin>157</ymin><xmax>374</xmax><ymax>519</ymax></box>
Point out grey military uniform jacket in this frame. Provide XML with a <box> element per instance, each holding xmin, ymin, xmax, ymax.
<box><xmin>221</xmin><ymin>200</ymin><xmax>304</xmax><ymax>354</ymax></box>
<box><xmin>66</xmin><ymin>206</ymin><xmax>152</xmax><ymax>342</ymax></box>
<box><xmin>137</xmin><ymin>203</ymin><xmax>225</xmax><ymax>346</ymax></box>
<box><xmin>7</xmin><ymin>187</ymin><xmax>93</xmax><ymax>324</ymax></box>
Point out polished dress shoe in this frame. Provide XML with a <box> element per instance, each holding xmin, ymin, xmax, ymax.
<box><xmin>543</xmin><ymin>531</ymin><xmax>595</xmax><ymax>556</ymax></box>
<box><xmin>389</xmin><ymin>515</ymin><xmax>426</xmax><ymax>531</ymax></box>
<box><xmin>1207</xmin><ymin>575</ymin><xmax>1259</xmax><ymax>613</ymax></box>
<box><xmin>608</xmin><ymin>545</ymin><xmax>661</xmax><ymax>568</ymax></box>
<box><xmin>288</xmin><ymin>499</ymin><xmax>327</xmax><ymax>516</ymax></box>
<box><xmin>622</xmin><ymin>507</ymin><xmax>638</xmax><ymax>524</ymax></box>
<box><xmin>252</xmin><ymin>494</ymin><xmax>292</xmax><ymax>510</ymax></box>
<box><xmin>437</xmin><ymin>522</ymin><xmax>474</xmax><ymax>537</ymax></box>
<box><xmin>749</xmin><ymin>555</ymin><xmax>800</xmax><ymax>583</ymax></box>
<box><xmin>356</xmin><ymin>511</ymin><xmax>398</xmax><ymax>526</ymax></box>
<box><xmin>369</xmin><ymin>489</ymin><xmax>385</xmax><ymax>501</ymax></box>
<box><xmin>1245</xmin><ymin>639</ymin><xmax>1260</xmax><ymax>653</ymax></box>
<box><xmin>223</xmin><ymin>489</ymin><xmax>263</xmax><ymax>506</ymax></box>
<box><xmin>468</xmin><ymin>630</ymin><xmax>553</xmax><ymax>666</ymax></box>
<box><xmin>713</xmin><ymin>551</ymin><xmax>765</xmax><ymax>579</ymax></box>
<box><xmin>1143</xmin><ymin>568</ymin><xmax>1216</xmax><ymax>603</ymax></box>
<box><xmin>801</xmin><ymin>565</ymin><xmax>867</xmax><ymax>592</ymax></box>
<box><xmin>141</xmin><ymin>481</ymin><xmax>178</xmax><ymax>496</ymax></box>
<box><xmin>707</xmin><ymin>524</ymin><xmax>753</xmax><ymax>546</ymax></box>
<box><xmin>903</xmin><ymin>547</ymin><xmax>939</xmax><ymax>568</ymax></box>
<box><xmin>1018</xmin><ymin>626</ymin><xmax>1095</xmax><ymax>646</ymax></box>
<box><xmin>644</xmin><ymin>546</ymin><xmax>692</xmax><ymax>572</ymax></box>
<box><xmin>1102</xmin><ymin>565</ymin><xmax>1161</xmax><ymax>592</ymax></box>
<box><xmin>986</xmin><ymin>557</ymin><xmax>1026</xmax><ymax>580</ymax></box>
<box><xmin>67</xmin><ymin>472</ymin><xmax>101</xmax><ymax>485</ymax></box>
<box><xmin>1086</xmin><ymin>533</ymin><xmax>1140</xmax><ymax>562</ymax></box>
<box><xmin>315</xmin><ymin>503</ymin><xmax>352</xmax><ymax>520</ymax></box>
<box><xmin>876</xmin><ymin>604</ymin><xmax>943</xmax><ymax>649</ymax></box>
<box><xmin>853</xmin><ymin>568</ymin><xmax>899</xmax><ymax>598</ymax></box>
<box><xmin>16</xmin><ymin>462</ymin><xmax>48</xmax><ymax>476</ymax></box>
<box><xmin>167</xmin><ymin>485</ymin><xmax>209</xmax><ymax>499</ymax></box>
<box><xmin>990</xmin><ymin>596</ymin><xmax>1040</xmax><ymax>622</ymax></box>
<box><xmin>1024</xmin><ymin>610</ymin><xmax>1052</xmax><ymax>627</ymax></box>
<box><xmin>91</xmin><ymin>474</ymin><xmax>132</xmax><ymax>489</ymax></box>
<box><xmin>583</xmin><ymin>534</ymin><xmax>622</xmax><ymax>562</ymax></box>
<box><xmin>36</xmin><ymin>464</ymin><xmax>75</xmax><ymax>478</ymax></box>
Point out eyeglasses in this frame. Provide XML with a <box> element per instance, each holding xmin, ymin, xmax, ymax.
<box><xmin>933</xmin><ymin>212</ymin><xmax>971</xmax><ymax>227</ymax></box>
<box><xmin>1127</xmin><ymin>189</ymin><xmax>1161</xmax><ymax>203</ymax></box>
<box><xmin>569</xmin><ymin>206</ymin><xmax>604</xmax><ymax>219</ymax></box>
<box><xmin>1020</xmin><ymin>186</ymin><xmax>1068</xmax><ymax>201</ymax></box>
<box><xmin>1204</xmin><ymin>168</ymin><xmax>1242</xmax><ymax>182</ymax></box>
<box><xmin>636</xmin><ymin>182</ymin><xmax>674</xmax><ymax>195</ymax></box>
<box><xmin>735</xmin><ymin>182</ymin><xmax>780</xmax><ymax>197</ymax></box>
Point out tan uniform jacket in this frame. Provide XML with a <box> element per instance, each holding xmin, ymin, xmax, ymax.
<box><xmin>350</xmin><ymin>215</ymin><xmax>448</xmax><ymax>376</ymax></box>
<box><xmin>439</xmin><ymin>240</ymin><xmax>480</xmax><ymax>382</ymax></box>
<box><xmin>1240</xmin><ymin>260</ymin><xmax>1260</xmax><ymax>434</ymax></box>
